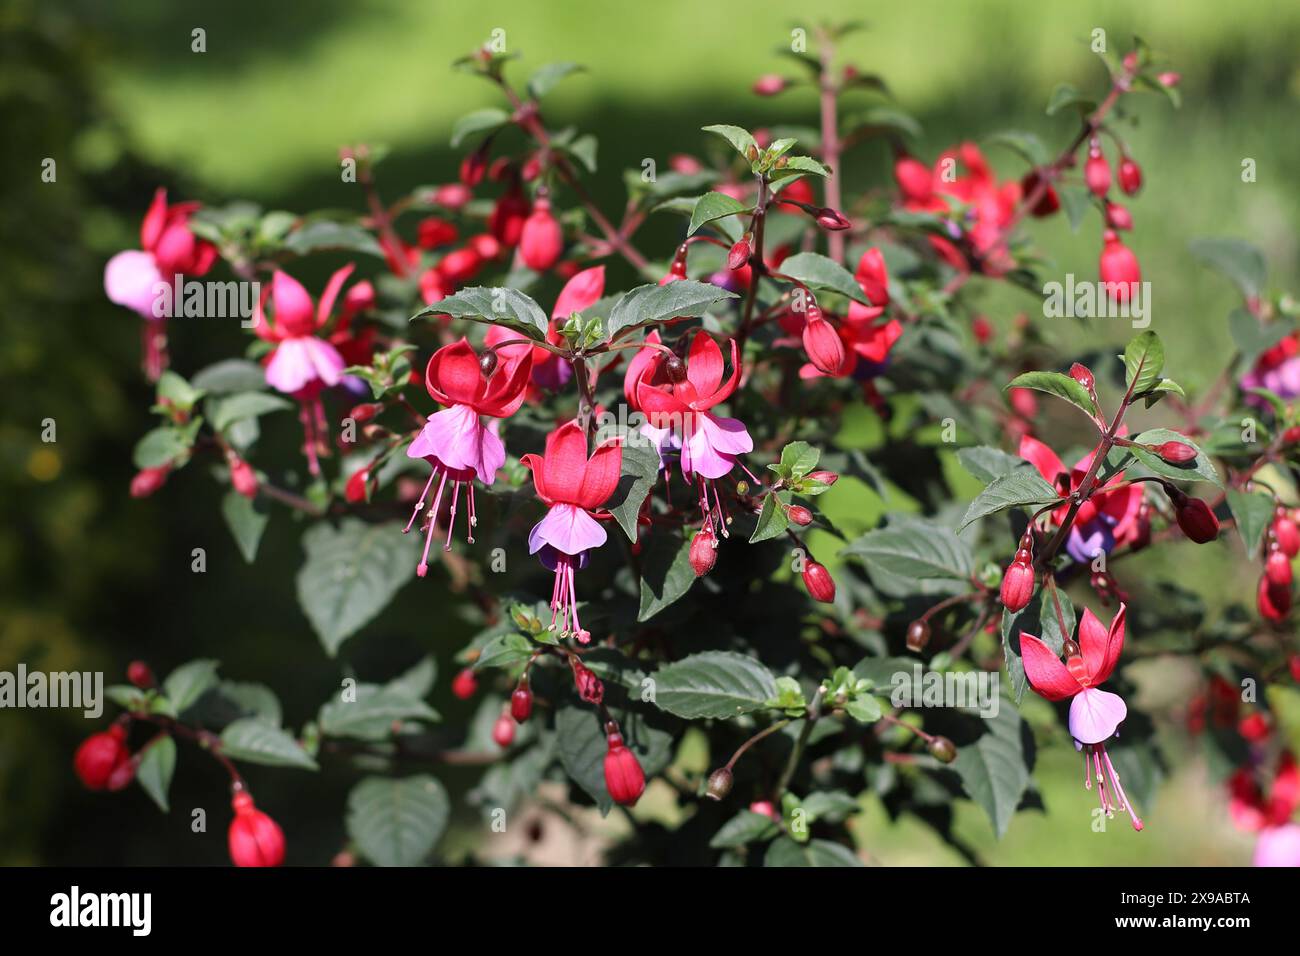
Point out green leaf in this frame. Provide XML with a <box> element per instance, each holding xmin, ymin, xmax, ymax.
<box><xmin>1188</xmin><ymin>237</ymin><xmax>1267</xmax><ymax>298</ymax></box>
<box><xmin>208</xmin><ymin>391</ymin><xmax>293</xmax><ymax>432</ymax></box>
<box><xmin>688</xmin><ymin>191</ymin><xmax>750</xmax><ymax>237</ymax></box>
<box><xmin>220</xmin><ymin>490</ymin><xmax>270</xmax><ymax>563</ymax></box>
<box><xmin>606</xmin><ymin>280</ymin><xmax>737</xmax><ymax>339</ymax></box>
<box><xmin>1123</xmin><ymin>330</ymin><xmax>1165</xmax><ymax>397</ymax></box>
<box><xmin>296</xmin><ymin>519</ymin><xmax>417</xmax><ymax>656</ymax></box>
<box><xmin>1228</xmin><ymin>308</ymin><xmax>1292</xmax><ymax>369</ymax></box>
<box><xmin>1129</xmin><ymin>428</ymin><xmax>1221</xmax><ymax>487</ymax></box>
<box><xmin>749</xmin><ymin>491</ymin><xmax>791</xmax><ymax>543</ymax></box>
<box><xmin>555</xmin><ymin>704</ymin><xmax>674</xmax><ymax>814</ymax></box>
<box><xmin>957</xmin><ymin>471</ymin><xmax>1061</xmax><ymax>531</ymax></box>
<box><xmin>984</xmin><ymin>130</ymin><xmax>1049</xmax><ymax>167</ymax></box>
<box><xmin>527</xmin><ymin>61</ymin><xmax>585</xmax><ymax>99</ymax></box>
<box><xmin>841</xmin><ymin>516</ymin><xmax>973</xmax><ymax>580</ymax></box>
<box><xmin>765</xmin><ymin>836</ymin><xmax>863</xmax><ymax>866</ymax></box>
<box><xmin>638</xmin><ymin>534</ymin><xmax>697</xmax><ymax>621</ymax></box>
<box><xmin>701</xmin><ymin>123</ymin><xmax>758</xmax><ymax>159</ymax></box>
<box><xmin>473</xmin><ymin>632</ymin><xmax>535</xmax><ymax>671</ymax></box>
<box><xmin>220</xmin><ymin>718</ymin><xmax>317</xmax><ymax>769</ymax></box>
<box><xmin>842</xmin><ymin>106</ymin><xmax>923</xmax><ymax>139</ymax></box>
<box><xmin>844</xmin><ymin>695</ymin><xmax>882</xmax><ymax>724</ymax></box>
<box><xmin>952</xmin><ymin>706</ymin><xmax>1031</xmax><ymax>838</ymax></box>
<box><xmin>777</xmin><ymin>251</ymin><xmax>871</xmax><ymax>305</ymax></box>
<box><xmin>386</xmin><ymin>657</ymin><xmax>438</xmax><ymax>700</ymax></box>
<box><xmin>163</xmin><ymin>659</ymin><xmax>220</xmax><ymax>714</ymax></box>
<box><xmin>778</xmin><ymin>440</ymin><xmax>820</xmax><ymax>477</ymax></box>
<box><xmin>1001</xmin><ymin>588</ymin><xmax>1065</xmax><ymax>703</ymax></box>
<box><xmin>283</xmin><ymin>221</ymin><xmax>385</xmax><ymax>258</ymax></box>
<box><xmin>136</xmin><ymin>736</ymin><xmax>176</xmax><ymax>812</ymax></box>
<box><xmin>710</xmin><ymin>810</ymin><xmax>780</xmax><ymax>849</ymax></box>
<box><xmin>156</xmin><ymin>371</ymin><xmax>204</xmax><ymax>412</ymax></box>
<box><xmin>1227</xmin><ymin>489</ymin><xmax>1275</xmax><ymax>556</ymax></box>
<box><xmin>412</xmin><ymin>286</ymin><xmax>550</xmax><ymax>340</ymax></box>
<box><xmin>651</xmin><ymin>651</ymin><xmax>778</xmax><ymax>719</ymax></box>
<box><xmin>346</xmin><ymin>775</ymin><xmax>450</xmax><ymax>866</ymax></box>
<box><xmin>957</xmin><ymin>446</ymin><xmax>1034</xmax><ymax>484</ymax></box>
<box><xmin>132</xmin><ymin>426</ymin><xmax>193</xmax><ymax>469</ymax></box>
<box><xmin>1045</xmin><ymin>82</ymin><xmax>1095</xmax><ymax>116</ymax></box>
<box><xmin>768</xmin><ymin>155</ymin><xmax>831</xmax><ymax>181</ymax></box>
<box><xmin>449</xmin><ymin>107</ymin><xmax>509</xmax><ymax>148</ymax></box>
<box><xmin>1005</xmin><ymin>371</ymin><xmax>1099</xmax><ymax>420</ymax></box>
<box><xmin>1058</xmin><ymin>185</ymin><xmax>1091</xmax><ymax>233</ymax></box>
<box><xmin>191</xmin><ymin>359</ymin><xmax>267</xmax><ymax>394</ymax></box>
<box><xmin>605</xmin><ymin>440</ymin><xmax>659</xmax><ymax>540</ymax></box>
<box><xmin>319</xmin><ymin>687</ymin><xmax>440</xmax><ymax>740</ymax></box>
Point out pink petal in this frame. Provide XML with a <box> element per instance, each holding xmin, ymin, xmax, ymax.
<box><xmin>1019</xmin><ymin>434</ymin><xmax>1068</xmax><ymax>486</ymax></box>
<box><xmin>408</xmin><ymin>404</ymin><xmax>504</xmax><ymax>484</ymax></box>
<box><xmin>316</xmin><ymin>264</ymin><xmax>356</xmax><ymax>328</ymax></box>
<box><xmin>1077</xmin><ymin>607</ymin><xmax>1109</xmax><ymax>684</ymax></box>
<box><xmin>270</xmin><ymin>271</ymin><xmax>316</xmax><ymax>336</ymax></box>
<box><xmin>542</xmin><ymin>421</ymin><xmax>590</xmax><ymax>504</ymax></box>
<box><xmin>264</xmin><ymin>339</ymin><xmax>316</xmax><ymax>394</ymax></box>
<box><xmin>1253</xmin><ymin>824</ymin><xmax>1300</xmax><ymax>867</ymax></box>
<box><xmin>104</xmin><ymin>250</ymin><xmax>164</xmax><ymax>318</ymax></box>
<box><xmin>577</xmin><ymin>439</ymin><xmax>622</xmax><ymax>510</ymax></box>
<box><xmin>552</xmin><ymin>265</ymin><xmax>605</xmax><ymax>318</ymax></box>
<box><xmin>1068</xmin><ymin>687</ymin><xmax>1127</xmax><ymax>744</ymax></box>
<box><xmin>686</xmin><ymin>331</ymin><xmax>724</xmax><ymax>397</ymax></box>
<box><xmin>300</xmin><ymin>336</ymin><xmax>345</xmax><ymax>387</ymax></box>
<box><xmin>527</xmin><ymin>503</ymin><xmax>607</xmax><ymax>556</ymax></box>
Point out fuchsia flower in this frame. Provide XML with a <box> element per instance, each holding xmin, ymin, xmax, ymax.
<box><xmin>635</xmin><ymin>331</ymin><xmax>754</xmax><ymax>537</ymax></box>
<box><xmin>254</xmin><ymin>266</ymin><xmax>357</xmax><ymax>474</ymax></box>
<box><xmin>1241</xmin><ymin>333</ymin><xmax>1300</xmax><ymax>402</ymax></box>
<box><xmin>104</xmin><ymin>188</ymin><xmax>218</xmax><ymax>380</ymax></box>
<box><xmin>1021</xmin><ymin>603</ymin><xmax>1144</xmax><ymax>830</ymax></box>
<box><xmin>1229</xmin><ymin>753</ymin><xmax>1300</xmax><ymax>867</ymax></box>
<box><xmin>521</xmin><ymin>421</ymin><xmax>622</xmax><ymax>642</ymax></box>
<box><xmin>405</xmin><ymin>338</ymin><xmax>533</xmax><ymax>575</ymax></box>
<box><xmin>485</xmin><ymin>265</ymin><xmax>605</xmax><ymax>394</ymax></box>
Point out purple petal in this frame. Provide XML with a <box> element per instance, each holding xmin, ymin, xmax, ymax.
<box><xmin>1068</xmin><ymin>687</ymin><xmax>1128</xmax><ymax>745</ymax></box>
<box><xmin>104</xmin><ymin>250</ymin><xmax>164</xmax><ymax>318</ymax></box>
<box><xmin>406</xmin><ymin>405</ymin><xmax>505</xmax><ymax>484</ymax></box>
<box><xmin>528</xmin><ymin>503</ymin><xmax>606</xmax><ymax>556</ymax></box>
<box><xmin>1254</xmin><ymin>824</ymin><xmax>1300</xmax><ymax>867</ymax></box>
<box><xmin>265</xmin><ymin>339</ymin><xmax>315</xmax><ymax>394</ymax></box>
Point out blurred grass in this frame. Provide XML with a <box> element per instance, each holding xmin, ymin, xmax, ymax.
<box><xmin>5</xmin><ymin>0</ymin><xmax>1298</xmax><ymax>864</ymax></box>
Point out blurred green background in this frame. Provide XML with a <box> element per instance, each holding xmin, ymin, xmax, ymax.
<box><xmin>2</xmin><ymin>0</ymin><xmax>1298</xmax><ymax>865</ymax></box>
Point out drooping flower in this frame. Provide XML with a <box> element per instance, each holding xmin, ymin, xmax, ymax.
<box><xmin>254</xmin><ymin>266</ymin><xmax>357</xmax><ymax>475</ymax></box>
<box><xmin>103</xmin><ymin>188</ymin><xmax>218</xmax><ymax>380</ymax></box>
<box><xmin>521</xmin><ymin>421</ymin><xmax>622</xmax><ymax>643</ymax></box>
<box><xmin>228</xmin><ymin>792</ymin><xmax>285</xmax><ymax>867</ymax></box>
<box><xmin>1021</xmin><ymin>603</ymin><xmax>1143</xmax><ymax>830</ymax></box>
<box><xmin>1019</xmin><ymin>434</ymin><xmax>1144</xmax><ymax>563</ymax></box>
<box><xmin>635</xmin><ymin>331</ymin><xmax>754</xmax><ymax>537</ymax></box>
<box><xmin>1241</xmin><ymin>333</ymin><xmax>1300</xmax><ymax>402</ymax></box>
<box><xmin>1229</xmin><ymin>753</ymin><xmax>1300</xmax><ymax>867</ymax></box>
<box><xmin>404</xmin><ymin>338</ymin><xmax>532</xmax><ymax>574</ymax></box>
<box><xmin>73</xmin><ymin>725</ymin><xmax>133</xmax><ymax>791</ymax></box>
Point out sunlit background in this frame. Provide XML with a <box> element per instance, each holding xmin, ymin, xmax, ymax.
<box><xmin>3</xmin><ymin>0</ymin><xmax>1299</xmax><ymax>864</ymax></box>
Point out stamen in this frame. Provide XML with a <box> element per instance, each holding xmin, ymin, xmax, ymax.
<box><xmin>1101</xmin><ymin>747</ymin><xmax>1144</xmax><ymax>831</ymax></box>
<box><xmin>416</xmin><ymin>472</ymin><xmax>448</xmax><ymax>577</ymax></box>
<box><xmin>403</xmin><ymin>471</ymin><xmax>437</xmax><ymax>534</ymax></box>
<box><xmin>467</xmin><ymin>484</ymin><xmax>477</xmax><ymax>544</ymax></box>
<box><xmin>443</xmin><ymin>480</ymin><xmax>461</xmax><ymax>551</ymax></box>
<box><xmin>711</xmin><ymin>481</ymin><xmax>730</xmax><ymax>538</ymax></box>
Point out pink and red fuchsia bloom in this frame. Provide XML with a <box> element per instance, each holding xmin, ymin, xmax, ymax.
<box><xmin>521</xmin><ymin>421</ymin><xmax>622</xmax><ymax>642</ymax></box>
<box><xmin>227</xmin><ymin>791</ymin><xmax>286</xmax><ymax>868</ymax></box>
<box><xmin>1020</xmin><ymin>603</ymin><xmax>1144</xmax><ymax>830</ymax></box>
<box><xmin>1229</xmin><ymin>753</ymin><xmax>1300</xmax><ymax>867</ymax></box>
<box><xmin>255</xmin><ymin>265</ymin><xmax>359</xmax><ymax>475</ymax></box>
<box><xmin>405</xmin><ymin>338</ymin><xmax>533</xmax><ymax>574</ymax></box>
<box><xmin>103</xmin><ymin>188</ymin><xmax>218</xmax><ymax>380</ymax></box>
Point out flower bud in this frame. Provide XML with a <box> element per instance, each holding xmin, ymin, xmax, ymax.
<box><xmin>661</xmin><ymin>244</ymin><xmax>689</xmax><ymax>284</ymax></box>
<box><xmin>348</xmin><ymin>402</ymin><xmax>383</xmax><ymax>423</ymax></box>
<box><xmin>1258</xmin><ymin>575</ymin><xmax>1291</xmax><ymax>622</ymax></box>
<box><xmin>928</xmin><ymin>736</ymin><xmax>957</xmax><ymax>764</ymax></box>
<box><xmin>971</xmin><ymin>315</ymin><xmax>994</xmax><ymax>344</ymax></box>
<box><xmin>802</xmin><ymin>316</ymin><xmax>848</xmax><ymax>375</ymax></box>
<box><xmin>451</xmin><ymin>667</ymin><xmax>478</xmax><ymax>700</ymax></box>
<box><xmin>228</xmin><ymin>792</ymin><xmax>286</xmax><ymax>868</ymax></box>
<box><xmin>344</xmin><ymin>467</ymin><xmax>371</xmax><ymax>504</ymax></box>
<box><xmin>229</xmin><ymin>455</ymin><xmax>259</xmax><ymax>499</ymax></box>
<box><xmin>1084</xmin><ymin>145</ymin><xmax>1111</xmax><ymax>196</ymax></box>
<box><xmin>1283</xmin><ymin>426</ymin><xmax>1300</xmax><ymax>445</ymax></box>
<box><xmin>130</xmin><ymin>465</ymin><xmax>171</xmax><ymax>499</ymax></box>
<box><xmin>1155</xmin><ymin>440</ymin><xmax>1197</xmax><ymax>464</ymax></box>
<box><xmin>469</xmin><ymin>233</ymin><xmax>502</xmax><ymax>261</ymax></box>
<box><xmin>1019</xmin><ymin>170</ymin><xmax>1060</xmax><ymax>217</ymax></box>
<box><xmin>1099</xmin><ymin>231</ymin><xmax>1141</xmax><ymax>304</ymax></box>
<box><xmin>572</xmin><ymin>661</ymin><xmax>604</xmax><ymax>705</ymax></box>
<box><xmin>787</xmin><ymin>505</ymin><xmax>813</xmax><ymax>527</ymax></box>
<box><xmin>1158</xmin><ymin>72</ymin><xmax>1181</xmax><ymax>88</ymax></box>
<box><xmin>604</xmin><ymin>727</ymin><xmax>646</xmax><ymax>806</ymax></box>
<box><xmin>127</xmin><ymin>661</ymin><xmax>155</xmax><ymax>689</ymax></box>
<box><xmin>906</xmin><ymin>619</ymin><xmax>931</xmax><ymax>652</ymax></box>
<box><xmin>808</xmin><ymin>470</ymin><xmax>839</xmax><ymax>487</ymax></box>
<box><xmin>1105</xmin><ymin>202</ymin><xmax>1133</xmax><ymax>231</ymax></box>
<box><xmin>752</xmin><ymin>74</ymin><xmax>788</xmax><ymax>97</ymax></box>
<box><xmin>1069</xmin><ymin>362</ymin><xmax>1095</xmax><ymax>391</ymax></box>
<box><xmin>689</xmin><ymin>528</ymin><xmax>718</xmax><ymax>577</ymax></box>
<box><xmin>74</xmin><ymin>726</ymin><xmax>131</xmax><ymax>791</ymax></box>
<box><xmin>510</xmin><ymin>681</ymin><xmax>534</xmax><ymax>723</ymax></box>
<box><xmin>1174</xmin><ymin>494</ymin><xmax>1219</xmax><ymax>544</ymax></box>
<box><xmin>432</xmin><ymin>183</ymin><xmax>472</xmax><ymax>210</ymax></box>
<box><xmin>437</xmin><ymin>246</ymin><xmax>483</xmax><ymax>286</ymax></box>
<box><xmin>1273</xmin><ymin>512</ymin><xmax>1300</xmax><ymax>558</ymax></box>
<box><xmin>728</xmin><ymin>237</ymin><xmax>751</xmax><ymax>271</ymax></box>
<box><xmin>1266</xmin><ymin>549</ymin><xmax>1293</xmax><ymax>587</ymax></box>
<box><xmin>417</xmin><ymin>216</ymin><xmax>458</xmax><ymax>250</ymax></box>
<box><xmin>814</xmin><ymin>207</ymin><xmax>852</xmax><ymax>231</ymax></box>
<box><xmin>802</xmin><ymin>560</ymin><xmax>836</xmax><ymax>603</ymax></box>
<box><xmin>706</xmin><ymin>767</ymin><xmax>734</xmax><ymax>801</ymax></box>
<box><xmin>478</xmin><ymin>349</ymin><xmax>499</xmax><ymax>378</ymax></box>
<box><xmin>1000</xmin><ymin>553</ymin><xmax>1035</xmax><ymax>612</ymax></box>
<box><xmin>1118</xmin><ymin>158</ymin><xmax>1143</xmax><ymax>195</ymax></box>
<box><xmin>492</xmin><ymin>712</ymin><xmax>516</xmax><ymax>748</ymax></box>
<box><xmin>459</xmin><ymin>146</ymin><xmax>488</xmax><ymax>187</ymax></box>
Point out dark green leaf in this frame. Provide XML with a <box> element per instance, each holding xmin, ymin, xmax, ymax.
<box><xmin>163</xmin><ymin>659</ymin><xmax>220</xmax><ymax>714</ymax></box>
<box><xmin>638</xmin><ymin>533</ymin><xmax>696</xmax><ymax>621</ymax></box>
<box><xmin>1188</xmin><ymin>237</ymin><xmax>1267</xmax><ymax>298</ymax></box>
<box><xmin>765</xmin><ymin>837</ymin><xmax>863</xmax><ymax>866</ymax></box>
<box><xmin>1226</xmin><ymin>489</ymin><xmax>1274</xmax><ymax>556</ymax></box>
<box><xmin>319</xmin><ymin>687</ymin><xmax>440</xmax><ymax>740</ymax></box>
<box><xmin>1129</xmin><ymin>428</ymin><xmax>1221</xmax><ymax>487</ymax></box>
<box><xmin>957</xmin><ymin>446</ymin><xmax>1034</xmax><ymax>484</ymax></box>
<box><xmin>777</xmin><ymin>251</ymin><xmax>871</xmax><ymax>305</ymax></box>
<box><xmin>136</xmin><ymin>736</ymin><xmax>176</xmax><ymax>812</ymax></box>
<box><xmin>449</xmin><ymin>108</ymin><xmax>509</xmax><ymax>148</ymax></box>
<box><xmin>951</xmin><ymin>705</ymin><xmax>1031</xmax><ymax>838</ymax></box>
<box><xmin>283</xmin><ymin>221</ymin><xmax>385</xmax><ymax>258</ymax></box>
<box><xmin>1005</xmin><ymin>371</ymin><xmax>1099</xmax><ymax>419</ymax></box>
<box><xmin>412</xmin><ymin>286</ymin><xmax>550</xmax><ymax>340</ymax></box>
<box><xmin>701</xmin><ymin>124</ymin><xmax>758</xmax><ymax>159</ymax></box>
<box><xmin>220</xmin><ymin>718</ymin><xmax>317</xmax><ymax>769</ymax></box>
<box><xmin>841</xmin><ymin>516</ymin><xmax>974</xmax><ymax>579</ymax></box>
<box><xmin>221</xmin><ymin>490</ymin><xmax>270</xmax><ymax>563</ymax></box>
<box><xmin>710</xmin><ymin>810</ymin><xmax>780</xmax><ymax>848</ymax></box>
<box><xmin>527</xmin><ymin>62</ymin><xmax>585</xmax><ymax>99</ymax></box>
<box><xmin>605</xmin><ymin>441</ymin><xmax>659</xmax><ymax>541</ymax></box>
<box><xmin>958</xmin><ymin>471</ymin><xmax>1061</xmax><ymax>531</ymax></box>
<box><xmin>346</xmin><ymin>775</ymin><xmax>449</xmax><ymax>866</ymax></box>
<box><xmin>651</xmin><ymin>651</ymin><xmax>778</xmax><ymax>719</ymax></box>
<box><xmin>688</xmin><ymin>191</ymin><xmax>750</xmax><ymax>237</ymax></box>
<box><xmin>1123</xmin><ymin>331</ymin><xmax>1165</xmax><ymax>397</ymax></box>
<box><xmin>606</xmin><ymin>280</ymin><xmax>737</xmax><ymax>339</ymax></box>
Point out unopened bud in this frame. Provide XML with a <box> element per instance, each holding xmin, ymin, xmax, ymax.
<box><xmin>928</xmin><ymin>736</ymin><xmax>957</xmax><ymax>764</ymax></box>
<box><xmin>479</xmin><ymin>349</ymin><xmax>498</xmax><ymax>378</ymax></box>
<box><xmin>906</xmin><ymin>619</ymin><xmax>931</xmax><ymax>652</ymax></box>
<box><xmin>706</xmin><ymin>767</ymin><xmax>734</xmax><ymax>801</ymax></box>
<box><xmin>787</xmin><ymin>505</ymin><xmax>813</xmax><ymax>526</ymax></box>
<box><xmin>1155</xmin><ymin>440</ymin><xmax>1197</xmax><ymax>464</ymax></box>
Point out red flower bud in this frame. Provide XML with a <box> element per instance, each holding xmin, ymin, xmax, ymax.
<box><xmin>459</xmin><ymin>147</ymin><xmax>488</xmax><ymax>188</ymax></box>
<box><xmin>808</xmin><ymin>470</ymin><xmax>839</xmax><ymax>487</ymax></box>
<box><xmin>348</xmin><ymin>402</ymin><xmax>383</xmax><ymax>424</ymax></box>
<box><xmin>519</xmin><ymin>198</ymin><xmax>563</xmax><ymax>271</ymax></box>
<box><xmin>1283</xmin><ymin>426</ymin><xmax>1300</xmax><ymax>445</ymax></box>
<box><xmin>728</xmin><ymin>237</ymin><xmax>751</xmax><ymax>271</ymax></box>
<box><xmin>1290</xmin><ymin>654</ymin><xmax>1300</xmax><ymax>682</ymax></box>
<box><xmin>229</xmin><ymin>456</ymin><xmax>259</xmax><ymax>499</ymax></box>
<box><xmin>492</xmin><ymin>712</ymin><xmax>516</xmax><ymax>748</ymax></box>
<box><xmin>510</xmin><ymin>682</ymin><xmax>534</xmax><ymax>723</ymax></box>
<box><xmin>1157</xmin><ymin>72</ymin><xmax>1181</xmax><ymax>88</ymax></box>
<box><xmin>572</xmin><ymin>661</ymin><xmax>604</xmax><ymax>705</ymax></box>
<box><xmin>1174</xmin><ymin>495</ymin><xmax>1220</xmax><ymax>543</ymax></box>
<box><xmin>1105</xmin><ymin>202</ymin><xmax>1133</xmax><ymax>231</ymax></box>
<box><xmin>228</xmin><ymin>792</ymin><xmax>286</xmax><ymax>868</ymax></box>
<box><xmin>432</xmin><ymin>183</ymin><xmax>472</xmax><ymax>210</ymax></box>
<box><xmin>752</xmin><ymin>74</ymin><xmax>788</xmax><ymax>97</ymax></box>
<box><xmin>489</xmin><ymin>191</ymin><xmax>530</xmax><ymax>247</ymax></box>
<box><xmin>906</xmin><ymin>619</ymin><xmax>931</xmax><ymax>652</ymax></box>
<box><xmin>1099</xmin><ymin>231</ymin><xmax>1141</xmax><ymax>303</ymax></box>
<box><xmin>1000</xmin><ymin>552</ymin><xmax>1035</xmax><ymax>612</ymax></box>
<box><xmin>814</xmin><ymin>207</ymin><xmax>852</xmax><ymax>231</ymax></box>
<box><xmin>451</xmin><ymin>667</ymin><xmax>478</xmax><ymax>700</ymax></box>
<box><xmin>802</xmin><ymin>316</ymin><xmax>848</xmax><ymax>375</ymax></box>
<box><xmin>1266</xmin><ymin>550</ymin><xmax>1293</xmax><ymax>587</ymax></box>
<box><xmin>604</xmin><ymin>727</ymin><xmax>646</xmax><ymax>806</ymax></box>
<box><xmin>971</xmin><ymin>315</ymin><xmax>993</xmax><ymax>344</ymax></box>
<box><xmin>130</xmin><ymin>464</ymin><xmax>171</xmax><ymax>499</ymax></box>
<box><xmin>1238</xmin><ymin>712</ymin><xmax>1270</xmax><ymax>742</ymax></box>
<box><xmin>1069</xmin><ymin>362</ymin><xmax>1095</xmax><ymax>391</ymax></box>
<box><xmin>1274</xmin><ymin>515</ymin><xmax>1300</xmax><ymax>558</ymax></box>
<box><xmin>661</xmin><ymin>244</ymin><xmax>689</xmax><ymax>284</ymax></box>
<box><xmin>787</xmin><ymin>505</ymin><xmax>813</xmax><ymax>526</ymax></box>
<box><xmin>1019</xmin><ymin>170</ymin><xmax>1060</xmax><ymax>217</ymax></box>
<box><xmin>802</xmin><ymin>560</ymin><xmax>836</xmax><ymax>603</ymax></box>
<box><xmin>127</xmin><ymin>661</ymin><xmax>155</xmax><ymax>689</ymax></box>
<box><xmin>417</xmin><ymin>217</ymin><xmax>458</xmax><ymax>250</ymax></box>
<box><xmin>437</xmin><ymin>246</ymin><xmax>483</xmax><ymax>286</ymax></box>
<box><xmin>689</xmin><ymin>528</ymin><xmax>718</xmax><ymax>577</ymax></box>
<box><xmin>1155</xmin><ymin>440</ymin><xmax>1197</xmax><ymax>464</ymax></box>
<box><xmin>469</xmin><ymin>233</ymin><xmax>501</xmax><ymax>261</ymax></box>
<box><xmin>1118</xmin><ymin>158</ymin><xmax>1143</xmax><ymax>196</ymax></box>
<box><xmin>1258</xmin><ymin>575</ymin><xmax>1291</xmax><ymax>622</ymax></box>
<box><xmin>1084</xmin><ymin>145</ymin><xmax>1111</xmax><ymax>196</ymax></box>
<box><xmin>74</xmin><ymin>726</ymin><xmax>131</xmax><ymax>791</ymax></box>
<box><xmin>344</xmin><ymin>467</ymin><xmax>371</xmax><ymax>504</ymax></box>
